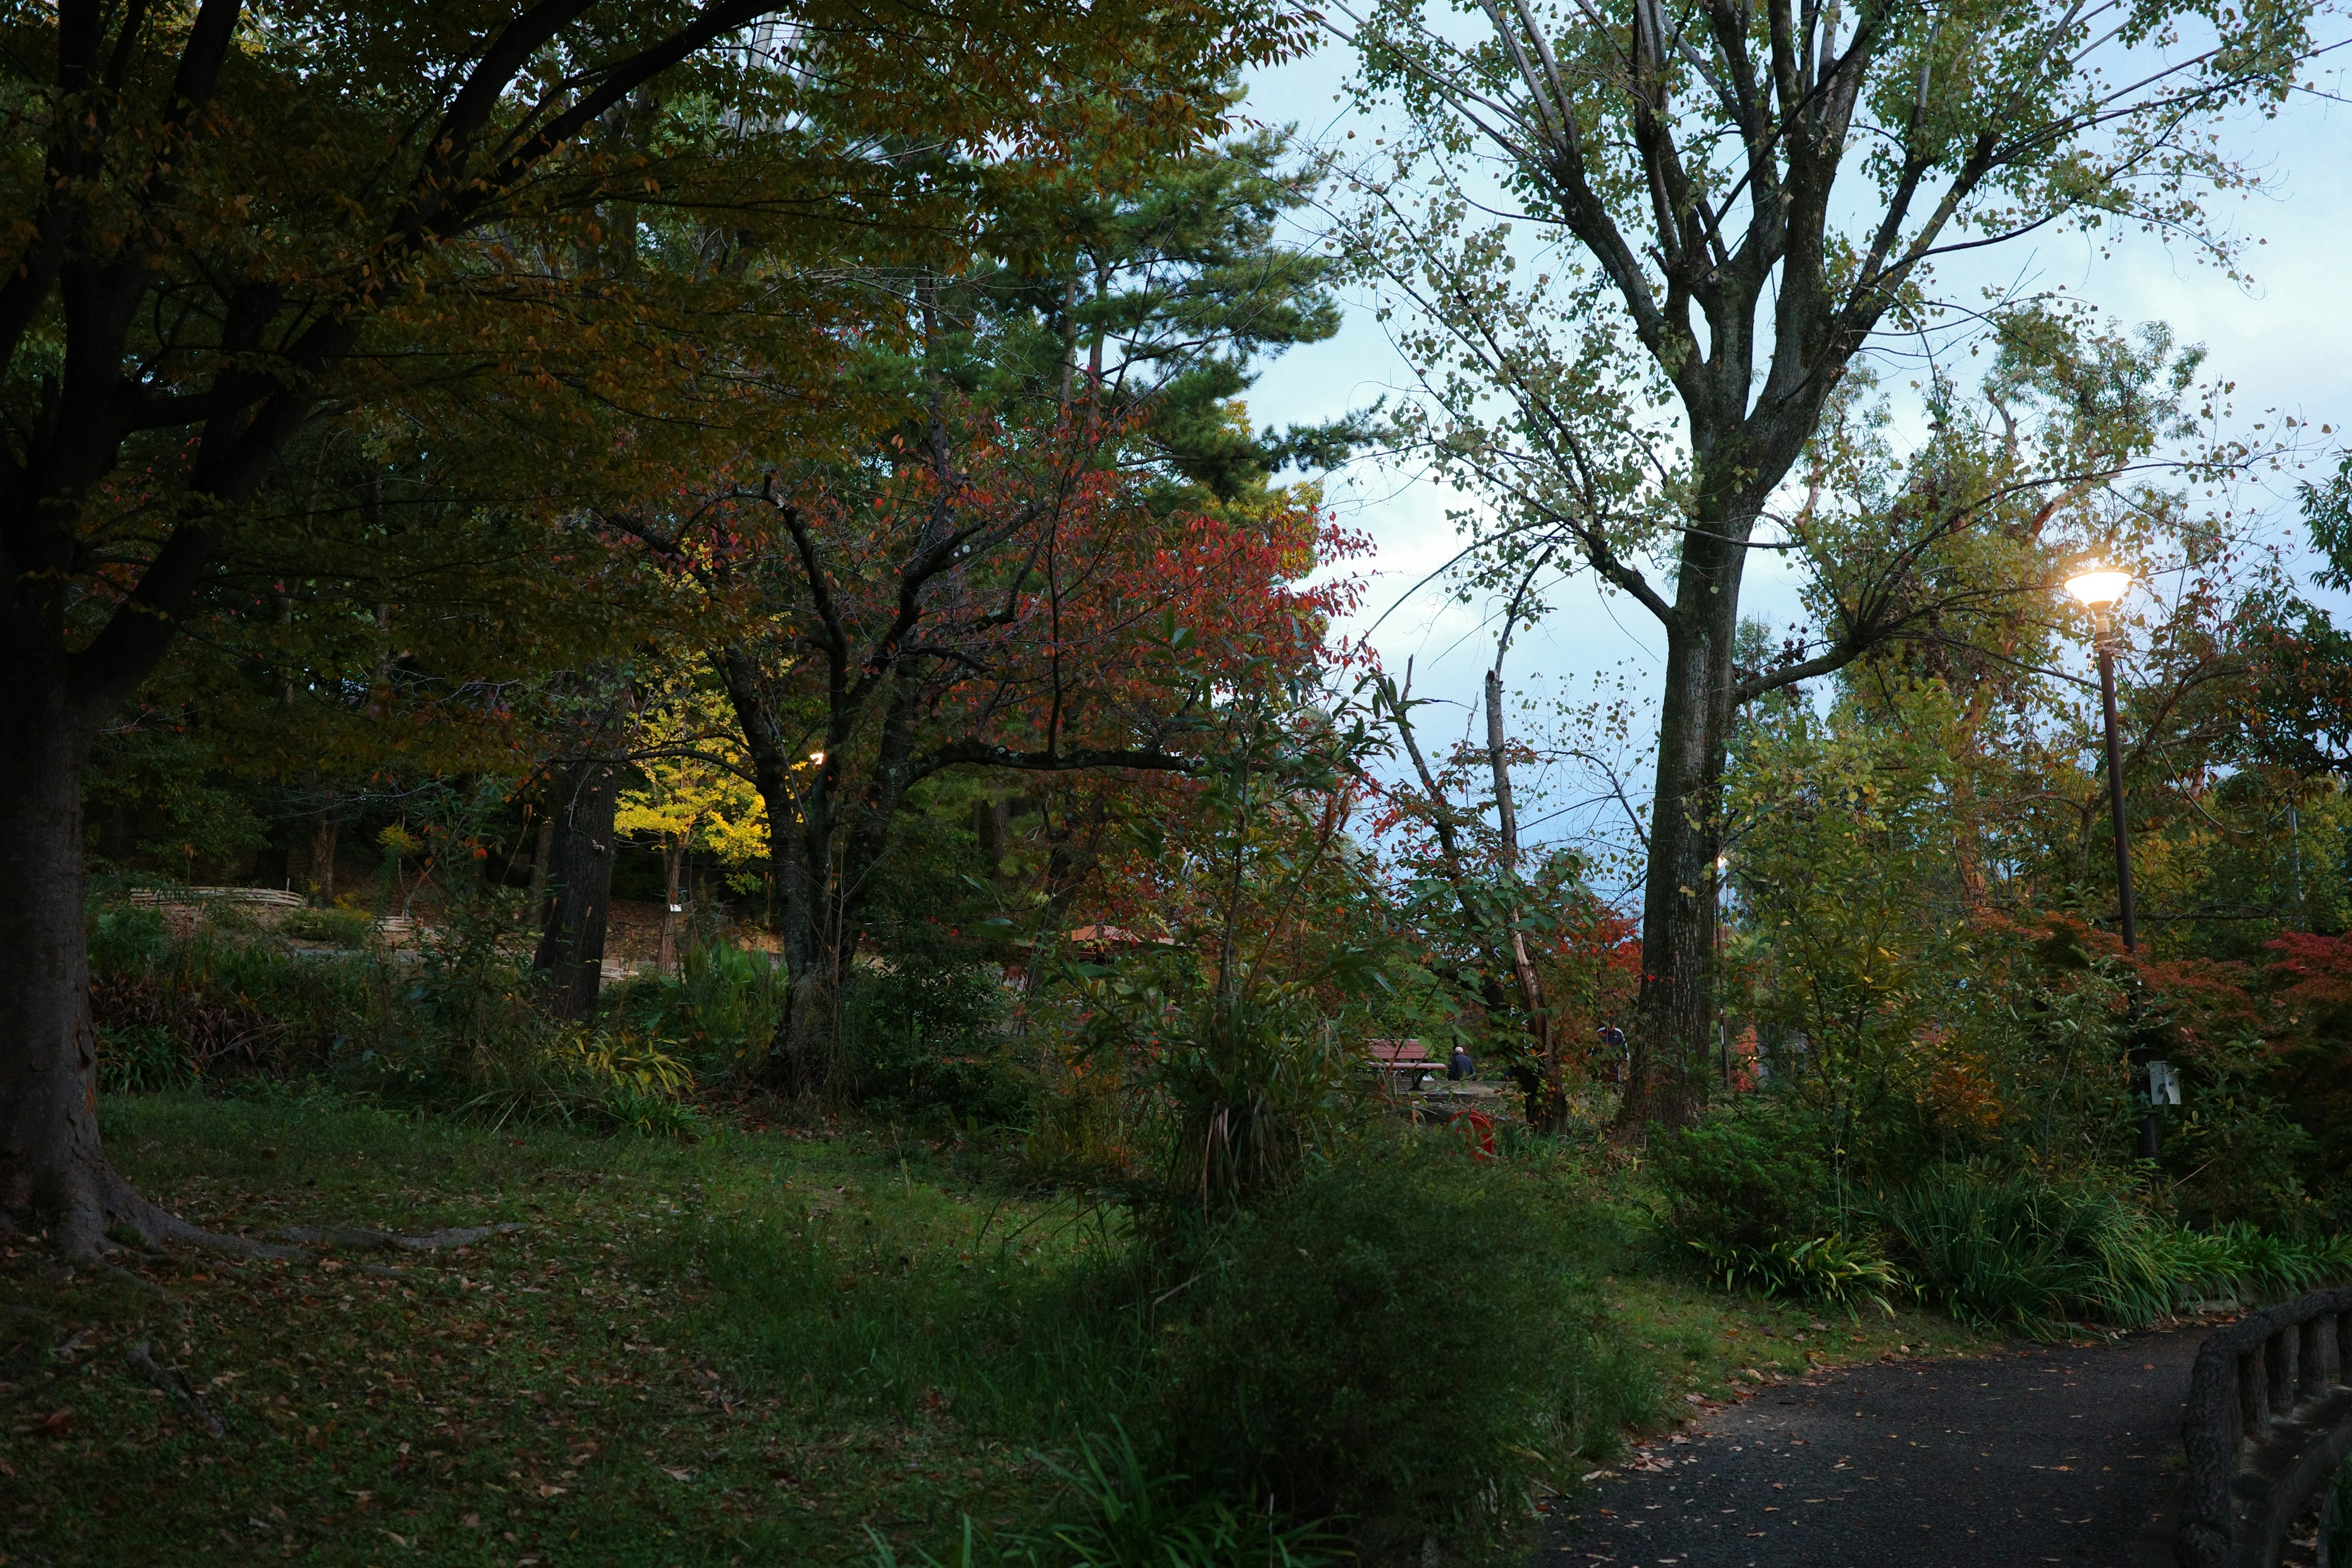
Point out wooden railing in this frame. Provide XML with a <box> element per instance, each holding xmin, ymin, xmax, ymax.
<box><xmin>2178</xmin><ymin>1285</ymin><xmax>2352</xmax><ymax>1567</ymax></box>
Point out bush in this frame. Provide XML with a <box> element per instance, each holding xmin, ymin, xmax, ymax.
<box><xmin>85</xmin><ymin>895</ymin><xmax>703</xmax><ymax>1136</ymax></box>
<box><xmin>1649</xmin><ymin>1093</ymin><xmax>1836</xmax><ymax>1254</ymax></box>
<box><xmin>89</xmin><ymin>905</ymin><xmax>386</xmax><ymax>1085</ymax></box>
<box><xmin>279</xmin><ymin>907</ymin><xmax>376</xmax><ymax>948</ymax></box>
<box><xmin>464</xmin><ymin>1027</ymin><xmax>703</xmax><ymax>1138</ymax></box>
<box><xmin>1876</xmin><ymin>1164</ymin><xmax>2173</xmax><ymax>1335</ymax></box>
<box><xmin>1689</xmin><ymin>1231</ymin><xmax>1909</xmax><ymax>1317</ymax></box>
<box><xmin>617</xmin><ymin>938</ymin><xmax>789</xmax><ymax>1071</ymax></box>
<box><xmin>846</xmin><ymin>963</ymin><xmax>1027</xmax><ymax>1131</ymax></box>
<box><xmin>1163</xmin><ymin>1133</ymin><xmax>1653</xmax><ymax>1560</ymax></box>
<box><xmin>1072</xmin><ymin>967</ymin><xmax>1361</xmax><ymax>1223</ymax></box>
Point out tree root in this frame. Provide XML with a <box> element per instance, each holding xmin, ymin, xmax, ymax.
<box><xmin>277</xmin><ymin>1223</ymin><xmax>524</xmax><ymax>1253</ymax></box>
<box><xmin>20</xmin><ymin>1152</ymin><xmax>524</xmax><ymax>1275</ymax></box>
<box><xmin>127</xmin><ymin>1339</ymin><xmax>227</xmax><ymax>1438</ymax></box>
<box><xmin>40</xmin><ymin>1160</ymin><xmax>299</xmax><ymax>1264</ymax></box>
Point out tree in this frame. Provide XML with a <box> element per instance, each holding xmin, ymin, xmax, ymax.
<box><xmin>654</xmin><ymin>129</ymin><xmax>1368</xmax><ymax>1087</ymax></box>
<box><xmin>700</xmin><ymin>413</ymin><xmax>1356</xmax><ymax>1086</ymax></box>
<box><xmin>0</xmin><ymin>0</ymin><xmax>1299</xmax><ymax>1254</ymax></box>
<box><xmin>1339</xmin><ymin>0</ymin><xmax>2318</xmax><ymax>1129</ymax></box>
<box><xmin>612</xmin><ymin>676</ymin><xmax>771</xmax><ymax>973</ymax></box>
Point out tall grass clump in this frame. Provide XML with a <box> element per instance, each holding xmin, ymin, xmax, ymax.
<box><xmin>868</xmin><ymin>1425</ymin><xmax>1340</xmax><ymax>1568</ymax></box>
<box><xmin>1880</xmin><ymin>1165</ymin><xmax>2352</xmax><ymax>1336</ymax></box>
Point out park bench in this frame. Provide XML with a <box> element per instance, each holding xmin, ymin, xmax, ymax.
<box><xmin>1365</xmin><ymin>1038</ymin><xmax>1440</xmax><ymax>1090</ymax></box>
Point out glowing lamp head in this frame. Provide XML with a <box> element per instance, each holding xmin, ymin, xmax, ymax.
<box><xmin>2064</xmin><ymin>569</ymin><xmax>2132</xmax><ymax>609</ymax></box>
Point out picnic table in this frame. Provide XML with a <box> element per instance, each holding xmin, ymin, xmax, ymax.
<box><xmin>1365</xmin><ymin>1038</ymin><xmax>1445</xmax><ymax>1090</ymax></box>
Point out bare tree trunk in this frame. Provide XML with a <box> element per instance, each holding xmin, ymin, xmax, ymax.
<box><xmin>1485</xmin><ymin>667</ymin><xmax>1561</xmax><ymax>1127</ymax></box>
<box><xmin>532</xmin><ymin>761</ymin><xmax>622</xmax><ymax>1020</ymax></box>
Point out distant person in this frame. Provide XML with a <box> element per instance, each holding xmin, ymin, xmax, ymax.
<box><xmin>1597</xmin><ymin>1022</ymin><xmax>1627</xmax><ymax>1084</ymax></box>
<box><xmin>1448</xmin><ymin>1044</ymin><xmax>1474</xmax><ymax>1082</ymax></box>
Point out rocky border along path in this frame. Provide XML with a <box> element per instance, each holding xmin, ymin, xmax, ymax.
<box><xmin>1540</xmin><ymin>1326</ymin><xmax>2205</xmax><ymax>1567</ymax></box>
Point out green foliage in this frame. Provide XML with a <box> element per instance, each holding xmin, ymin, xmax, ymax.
<box><xmin>83</xmin><ymin>727</ymin><xmax>266</xmax><ymax>879</ymax></box>
<box><xmin>1688</xmin><ymin>1234</ymin><xmax>1909</xmax><ymax>1318</ymax></box>
<box><xmin>1163</xmin><ymin>1134</ymin><xmax>1653</xmax><ymax>1558</ymax></box>
<box><xmin>462</xmin><ymin>1028</ymin><xmax>703</xmax><ymax>1140</ymax></box>
<box><xmin>845</xmin><ymin>962</ymin><xmax>1027</xmax><ymax>1131</ymax></box>
<box><xmin>86</xmin><ymin>897</ymin><xmax>700</xmax><ymax>1137</ymax></box>
<box><xmin>1082</xmin><ymin>970</ymin><xmax>1360</xmax><ymax>1219</ymax></box>
<box><xmin>1651</xmin><ymin>1098</ymin><xmax>2351</xmax><ymax>1332</ymax></box>
<box><xmin>870</xmin><ymin>1425</ymin><xmax>1340</xmax><ymax>1568</ymax></box>
<box><xmin>1652</xmin><ymin>1096</ymin><xmax>1911</xmax><ymax>1314</ymax></box>
<box><xmin>618</xmin><ymin>938</ymin><xmax>790</xmax><ymax>1072</ymax></box>
<box><xmin>1877</xmin><ymin>1165</ymin><xmax>2352</xmax><ymax>1339</ymax></box>
<box><xmin>279</xmin><ymin>907</ymin><xmax>377</xmax><ymax>948</ymax></box>
<box><xmin>94</xmin><ymin>1023</ymin><xmax>200</xmax><ymax>1096</ymax></box>
<box><xmin>1874</xmin><ymin>1166</ymin><xmax>2168</xmax><ymax>1336</ymax></box>
<box><xmin>1649</xmin><ymin>1095</ymin><xmax>1838</xmax><ymax>1254</ymax></box>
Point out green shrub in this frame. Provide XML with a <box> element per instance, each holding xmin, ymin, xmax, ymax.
<box><xmin>618</xmin><ymin>938</ymin><xmax>790</xmax><ymax>1071</ymax></box>
<box><xmin>1649</xmin><ymin>1094</ymin><xmax>1836</xmax><ymax>1254</ymax></box>
<box><xmin>88</xmin><ymin>903</ymin><xmax>171</xmax><ymax>971</ymax></box>
<box><xmin>872</xmin><ymin>1425</ymin><xmax>1339</xmax><ymax>1568</ymax></box>
<box><xmin>846</xmin><ymin>963</ymin><xmax>1027</xmax><ymax>1131</ymax></box>
<box><xmin>95</xmin><ymin>1023</ymin><xmax>198</xmax><ymax>1095</ymax></box>
<box><xmin>1163</xmin><ymin>1133</ymin><xmax>1653</xmax><ymax>1560</ymax></box>
<box><xmin>1074</xmin><ymin>967</ymin><xmax>1360</xmax><ymax>1221</ymax></box>
<box><xmin>461</xmin><ymin>1027</ymin><xmax>701</xmax><ymax>1137</ymax></box>
<box><xmin>279</xmin><ymin>907</ymin><xmax>376</xmax><ymax>948</ymax></box>
<box><xmin>84</xmin><ymin>895</ymin><xmax>702</xmax><ymax>1136</ymax></box>
<box><xmin>89</xmin><ymin>907</ymin><xmax>389</xmax><ymax>1082</ymax></box>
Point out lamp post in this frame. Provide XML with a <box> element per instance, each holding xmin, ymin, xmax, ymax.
<box><xmin>2064</xmin><ymin>567</ymin><xmax>2160</xmax><ymax>1160</ymax></box>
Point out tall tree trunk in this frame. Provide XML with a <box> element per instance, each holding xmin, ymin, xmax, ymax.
<box><xmin>1615</xmin><ymin>539</ymin><xmax>1744</xmax><ymax>1136</ymax></box>
<box><xmin>527</xmin><ymin>813</ymin><xmax>554</xmax><ymax>910</ymax></box>
<box><xmin>532</xmin><ymin>761</ymin><xmax>622</xmax><ymax>1020</ymax></box>
<box><xmin>0</xmin><ymin>686</ymin><xmax>182</xmax><ymax>1254</ymax></box>
<box><xmin>767</xmin><ymin>803</ymin><xmax>836</xmax><ymax>1094</ymax></box>
<box><xmin>1485</xmin><ymin>667</ymin><xmax>1562</xmax><ymax>1128</ymax></box>
<box><xmin>657</xmin><ymin>837</ymin><xmax>685</xmax><ymax>976</ymax></box>
<box><xmin>718</xmin><ymin>646</ymin><xmax>832</xmax><ymax>1095</ymax></box>
<box><xmin>310</xmin><ymin>809</ymin><xmax>341</xmax><ymax>903</ymax></box>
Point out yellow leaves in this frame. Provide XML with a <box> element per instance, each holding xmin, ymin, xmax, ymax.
<box><xmin>614</xmin><ymin>680</ymin><xmax>768</xmax><ymax>865</ymax></box>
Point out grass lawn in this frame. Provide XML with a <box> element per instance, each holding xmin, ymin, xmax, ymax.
<box><xmin>0</xmin><ymin>1095</ymin><xmax>1996</xmax><ymax>1567</ymax></box>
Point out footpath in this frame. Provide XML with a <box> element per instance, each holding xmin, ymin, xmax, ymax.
<box><xmin>1542</xmin><ymin>1325</ymin><xmax>2205</xmax><ymax>1567</ymax></box>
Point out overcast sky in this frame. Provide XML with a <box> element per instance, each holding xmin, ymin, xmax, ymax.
<box><xmin>1235</xmin><ymin>38</ymin><xmax>2352</xmax><ymax>883</ymax></box>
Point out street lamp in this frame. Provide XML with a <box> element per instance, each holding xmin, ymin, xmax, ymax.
<box><xmin>2064</xmin><ymin>567</ymin><xmax>2160</xmax><ymax>1159</ymax></box>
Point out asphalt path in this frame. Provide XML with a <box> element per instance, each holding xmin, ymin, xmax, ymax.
<box><xmin>1540</xmin><ymin>1327</ymin><xmax>2205</xmax><ymax>1568</ymax></box>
